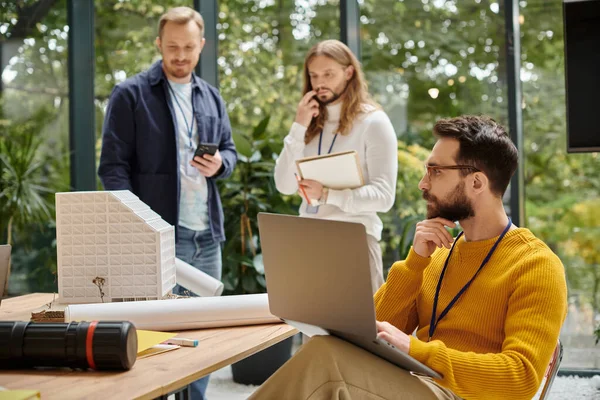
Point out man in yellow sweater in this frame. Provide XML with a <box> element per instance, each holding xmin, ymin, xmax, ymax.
<box><xmin>250</xmin><ymin>115</ymin><xmax>567</xmax><ymax>400</ymax></box>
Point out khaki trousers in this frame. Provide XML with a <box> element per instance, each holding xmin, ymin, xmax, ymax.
<box><xmin>367</xmin><ymin>235</ymin><xmax>384</xmax><ymax>293</ymax></box>
<box><xmin>249</xmin><ymin>335</ymin><xmax>461</xmax><ymax>400</ymax></box>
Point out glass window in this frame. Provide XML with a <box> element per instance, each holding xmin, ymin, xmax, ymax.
<box><xmin>360</xmin><ymin>0</ymin><xmax>508</xmax><ymax>142</ymax></box>
<box><xmin>1</xmin><ymin>0</ymin><xmax>69</xmax><ymax>294</ymax></box>
<box><xmin>521</xmin><ymin>0</ymin><xmax>600</xmax><ymax>370</ymax></box>
<box><xmin>217</xmin><ymin>0</ymin><xmax>340</xmax><ymax>135</ymax></box>
<box><xmin>359</xmin><ymin>0</ymin><xmax>508</xmax><ymax>268</ymax></box>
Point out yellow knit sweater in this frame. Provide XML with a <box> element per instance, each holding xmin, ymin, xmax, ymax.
<box><xmin>374</xmin><ymin>228</ymin><xmax>567</xmax><ymax>400</ymax></box>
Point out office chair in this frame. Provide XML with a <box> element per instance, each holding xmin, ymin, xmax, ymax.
<box><xmin>538</xmin><ymin>340</ymin><xmax>563</xmax><ymax>400</ymax></box>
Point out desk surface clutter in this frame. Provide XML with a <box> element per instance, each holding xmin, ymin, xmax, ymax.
<box><xmin>0</xmin><ymin>293</ymin><xmax>297</xmax><ymax>400</ymax></box>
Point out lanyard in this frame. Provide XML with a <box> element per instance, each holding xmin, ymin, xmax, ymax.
<box><xmin>428</xmin><ymin>218</ymin><xmax>512</xmax><ymax>342</ymax></box>
<box><xmin>167</xmin><ymin>82</ymin><xmax>195</xmax><ymax>149</ymax></box>
<box><xmin>318</xmin><ymin>131</ymin><xmax>338</xmax><ymax>156</ymax></box>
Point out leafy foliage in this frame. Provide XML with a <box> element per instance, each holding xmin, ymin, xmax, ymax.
<box><xmin>0</xmin><ymin>102</ymin><xmax>62</xmax><ymax>293</ymax></box>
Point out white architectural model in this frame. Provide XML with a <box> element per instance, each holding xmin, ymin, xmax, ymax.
<box><xmin>55</xmin><ymin>191</ymin><xmax>176</xmax><ymax>304</ymax></box>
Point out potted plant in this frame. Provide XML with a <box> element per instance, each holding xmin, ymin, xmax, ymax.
<box><xmin>218</xmin><ymin>115</ymin><xmax>300</xmax><ymax>385</ymax></box>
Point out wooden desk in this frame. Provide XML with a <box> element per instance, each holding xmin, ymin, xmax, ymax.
<box><xmin>0</xmin><ymin>293</ymin><xmax>298</xmax><ymax>399</ymax></box>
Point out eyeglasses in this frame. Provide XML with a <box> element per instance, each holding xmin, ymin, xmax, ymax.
<box><xmin>424</xmin><ymin>164</ymin><xmax>481</xmax><ymax>178</ymax></box>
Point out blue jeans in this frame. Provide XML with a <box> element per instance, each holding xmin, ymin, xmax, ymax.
<box><xmin>175</xmin><ymin>225</ymin><xmax>222</xmax><ymax>400</ymax></box>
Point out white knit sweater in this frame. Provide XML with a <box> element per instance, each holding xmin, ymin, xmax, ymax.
<box><xmin>274</xmin><ymin>102</ymin><xmax>398</xmax><ymax>240</ymax></box>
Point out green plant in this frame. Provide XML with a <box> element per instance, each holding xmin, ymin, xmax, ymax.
<box><xmin>219</xmin><ymin>116</ymin><xmax>299</xmax><ymax>295</ymax></box>
<box><xmin>0</xmin><ymin>111</ymin><xmax>58</xmax><ymax>295</ymax></box>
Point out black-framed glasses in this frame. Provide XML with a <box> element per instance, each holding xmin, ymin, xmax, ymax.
<box><xmin>424</xmin><ymin>164</ymin><xmax>481</xmax><ymax>178</ymax></box>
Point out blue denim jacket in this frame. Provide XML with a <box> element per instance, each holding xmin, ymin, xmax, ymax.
<box><xmin>98</xmin><ymin>60</ymin><xmax>237</xmax><ymax>242</ymax></box>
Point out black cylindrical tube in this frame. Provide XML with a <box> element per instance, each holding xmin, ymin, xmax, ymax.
<box><xmin>0</xmin><ymin>321</ymin><xmax>137</xmax><ymax>371</ymax></box>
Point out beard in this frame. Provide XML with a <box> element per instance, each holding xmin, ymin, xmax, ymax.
<box><xmin>315</xmin><ymin>81</ymin><xmax>349</xmax><ymax>106</ymax></box>
<box><xmin>423</xmin><ymin>181</ymin><xmax>475</xmax><ymax>222</ymax></box>
<box><xmin>164</xmin><ymin>59</ymin><xmax>194</xmax><ymax>79</ymax></box>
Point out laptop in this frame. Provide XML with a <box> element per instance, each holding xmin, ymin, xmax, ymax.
<box><xmin>257</xmin><ymin>213</ymin><xmax>442</xmax><ymax>379</ymax></box>
<box><xmin>0</xmin><ymin>245</ymin><xmax>11</xmax><ymax>303</ymax></box>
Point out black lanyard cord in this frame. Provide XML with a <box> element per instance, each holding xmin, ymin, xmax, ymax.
<box><xmin>428</xmin><ymin>218</ymin><xmax>512</xmax><ymax>341</ymax></box>
<box><xmin>318</xmin><ymin>131</ymin><xmax>338</xmax><ymax>156</ymax></box>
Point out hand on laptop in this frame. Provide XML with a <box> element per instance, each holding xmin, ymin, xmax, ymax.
<box><xmin>413</xmin><ymin>218</ymin><xmax>456</xmax><ymax>258</ymax></box>
<box><xmin>376</xmin><ymin>321</ymin><xmax>410</xmax><ymax>353</ymax></box>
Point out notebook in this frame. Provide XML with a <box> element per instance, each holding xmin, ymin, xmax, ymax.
<box><xmin>296</xmin><ymin>150</ymin><xmax>364</xmax><ymax>190</ymax></box>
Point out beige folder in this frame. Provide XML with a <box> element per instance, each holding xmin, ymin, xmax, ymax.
<box><xmin>296</xmin><ymin>150</ymin><xmax>364</xmax><ymax>190</ymax></box>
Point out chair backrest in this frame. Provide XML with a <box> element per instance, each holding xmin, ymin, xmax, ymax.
<box><xmin>538</xmin><ymin>340</ymin><xmax>563</xmax><ymax>400</ymax></box>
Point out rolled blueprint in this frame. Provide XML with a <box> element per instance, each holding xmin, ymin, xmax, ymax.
<box><xmin>64</xmin><ymin>293</ymin><xmax>281</xmax><ymax>331</ymax></box>
<box><xmin>175</xmin><ymin>258</ymin><xmax>224</xmax><ymax>297</ymax></box>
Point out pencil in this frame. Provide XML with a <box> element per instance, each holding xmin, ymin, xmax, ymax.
<box><xmin>294</xmin><ymin>173</ymin><xmax>314</xmax><ymax>205</ymax></box>
<box><xmin>162</xmin><ymin>338</ymin><xmax>198</xmax><ymax>347</ymax></box>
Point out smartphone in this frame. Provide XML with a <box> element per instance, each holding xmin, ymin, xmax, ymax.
<box><xmin>194</xmin><ymin>143</ymin><xmax>218</xmax><ymax>159</ymax></box>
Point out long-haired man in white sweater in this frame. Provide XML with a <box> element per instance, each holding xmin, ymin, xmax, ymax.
<box><xmin>274</xmin><ymin>39</ymin><xmax>398</xmax><ymax>292</ymax></box>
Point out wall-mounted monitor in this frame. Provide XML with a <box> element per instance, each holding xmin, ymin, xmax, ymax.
<box><xmin>563</xmin><ymin>0</ymin><xmax>600</xmax><ymax>152</ymax></box>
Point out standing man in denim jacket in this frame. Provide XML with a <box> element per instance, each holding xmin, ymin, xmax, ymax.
<box><xmin>98</xmin><ymin>7</ymin><xmax>237</xmax><ymax>399</ymax></box>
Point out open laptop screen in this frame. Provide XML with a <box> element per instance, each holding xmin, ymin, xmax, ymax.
<box><xmin>257</xmin><ymin>213</ymin><xmax>377</xmax><ymax>339</ymax></box>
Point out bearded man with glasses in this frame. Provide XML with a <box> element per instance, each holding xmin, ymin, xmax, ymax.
<box><xmin>250</xmin><ymin>115</ymin><xmax>567</xmax><ymax>400</ymax></box>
